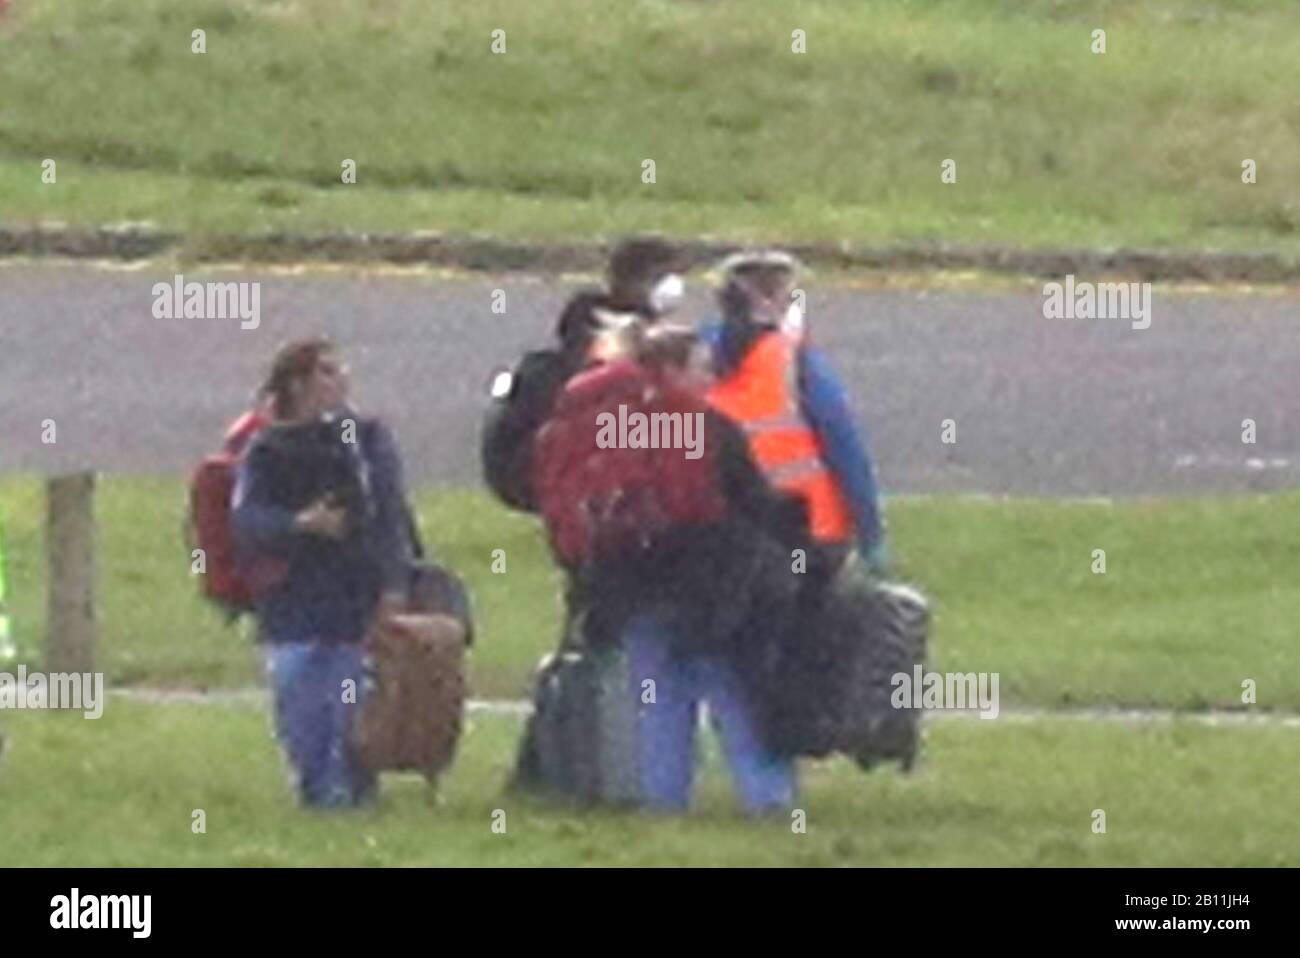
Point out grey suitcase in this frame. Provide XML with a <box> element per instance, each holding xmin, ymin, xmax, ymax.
<box><xmin>530</xmin><ymin>642</ymin><xmax>639</xmax><ymax>805</ymax></box>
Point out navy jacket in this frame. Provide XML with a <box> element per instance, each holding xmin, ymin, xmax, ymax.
<box><xmin>232</xmin><ymin>412</ymin><xmax>414</xmax><ymax>644</ymax></box>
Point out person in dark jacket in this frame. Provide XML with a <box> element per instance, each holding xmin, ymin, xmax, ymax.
<box><xmin>486</xmin><ymin>239</ymin><xmax>689</xmax><ymax>794</ymax></box>
<box><xmin>232</xmin><ymin>337</ymin><xmax>416</xmax><ymax>809</ymax></box>
<box><xmin>481</xmin><ymin>237</ymin><xmax>688</xmax><ymax>511</ymax></box>
<box><xmin>533</xmin><ymin>326</ymin><xmax>805</xmax><ymax>813</ymax></box>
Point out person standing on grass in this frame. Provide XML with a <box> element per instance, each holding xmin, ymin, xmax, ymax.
<box><xmin>232</xmin><ymin>338</ymin><xmax>416</xmax><ymax>809</ymax></box>
<box><xmin>533</xmin><ymin>325</ymin><xmax>806</xmax><ymax>812</ymax></box>
<box><xmin>482</xmin><ymin>237</ymin><xmax>691</xmax><ymax>794</ymax></box>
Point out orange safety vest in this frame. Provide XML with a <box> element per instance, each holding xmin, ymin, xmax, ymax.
<box><xmin>706</xmin><ymin>330</ymin><xmax>854</xmax><ymax>543</ymax></box>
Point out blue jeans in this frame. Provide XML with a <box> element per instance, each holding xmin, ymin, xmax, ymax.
<box><xmin>623</xmin><ymin>613</ymin><xmax>797</xmax><ymax>813</ymax></box>
<box><xmin>265</xmin><ymin>641</ymin><xmax>375</xmax><ymax>809</ymax></box>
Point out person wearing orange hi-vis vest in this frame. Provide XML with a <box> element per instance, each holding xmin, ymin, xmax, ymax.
<box><xmin>701</xmin><ymin>253</ymin><xmax>928</xmax><ymax>774</ymax></box>
<box><xmin>702</xmin><ymin>250</ymin><xmax>887</xmax><ymax>587</ymax></box>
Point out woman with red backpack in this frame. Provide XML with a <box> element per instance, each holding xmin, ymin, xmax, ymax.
<box><xmin>232</xmin><ymin>338</ymin><xmax>417</xmax><ymax>808</ymax></box>
<box><xmin>532</xmin><ymin>326</ymin><xmax>807</xmax><ymax>812</ymax></box>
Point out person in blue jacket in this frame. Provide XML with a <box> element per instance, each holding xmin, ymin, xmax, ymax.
<box><xmin>232</xmin><ymin>337</ymin><xmax>415</xmax><ymax>809</ymax></box>
<box><xmin>700</xmin><ymin>250</ymin><xmax>887</xmax><ymax>585</ymax></box>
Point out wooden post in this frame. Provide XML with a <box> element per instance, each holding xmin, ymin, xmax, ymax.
<box><xmin>46</xmin><ymin>472</ymin><xmax>97</xmax><ymax>674</ymax></box>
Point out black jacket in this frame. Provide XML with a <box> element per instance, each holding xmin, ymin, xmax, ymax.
<box><xmin>232</xmin><ymin>414</ymin><xmax>415</xmax><ymax>643</ymax></box>
<box><xmin>481</xmin><ymin>348</ymin><xmax>582</xmax><ymax>512</ymax></box>
<box><xmin>481</xmin><ymin>288</ymin><xmax>652</xmax><ymax>512</ymax></box>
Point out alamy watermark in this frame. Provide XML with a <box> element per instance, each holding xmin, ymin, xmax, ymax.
<box><xmin>595</xmin><ymin>405</ymin><xmax>704</xmax><ymax>460</ymax></box>
<box><xmin>50</xmin><ymin>888</ymin><xmax>151</xmax><ymax>938</ymax></box>
<box><xmin>891</xmin><ymin>666</ymin><xmax>1000</xmax><ymax>719</ymax></box>
<box><xmin>1042</xmin><ymin>275</ymin><xmax>1151</xmax><ymax>330</ymax></box>
<box><xmin>0</xmin><ymin>666</ymin><xmax>104</xmax><ymax>719</ymax></box>
<box><xmin>152</xmin><ymin>274</ymin><xmax>261</xmax><ymax>329</ymax></box>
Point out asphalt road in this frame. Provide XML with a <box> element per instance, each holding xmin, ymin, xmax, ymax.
<box><xmin>1</xmin><ymin>262</ymin><xmax>1297</xmax><ymax>497</ymax></box>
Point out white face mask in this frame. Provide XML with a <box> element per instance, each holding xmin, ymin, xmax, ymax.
<box><xmin>648</xmin><ymin>273</ymin><xmax>685</xmax><ymax>316</ymax></box>
<box><xmin>781</xmin><ymin>302</ymin><xmax>805</xmax><ymax>338</ymax></box>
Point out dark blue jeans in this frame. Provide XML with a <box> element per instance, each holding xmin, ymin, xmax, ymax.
<box><xmin>265</xmin><ymin>640</ymin><xmax>375</xmax><ymax>809</ymax></box>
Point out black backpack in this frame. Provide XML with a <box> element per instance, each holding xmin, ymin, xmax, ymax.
<box><xmin>406</xmin><ymin>559</ymin><xmax>474</xmax><ymax>647</ymax></box>
<box><xmin>481</xmin><ymin>349</ymin><xmax>576</xmax><ymax>512</ymax></box>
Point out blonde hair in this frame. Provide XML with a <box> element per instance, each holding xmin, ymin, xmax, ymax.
<box><xmin>635</xmin><ymin>324</ymin><xmax>700</xmax><ymax>372</ymax></box>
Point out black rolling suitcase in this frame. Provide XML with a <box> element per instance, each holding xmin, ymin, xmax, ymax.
<box><xmin>758</xmin><ymin>569</ymin><xmax>930</xmax><ymax>771</ymax></box>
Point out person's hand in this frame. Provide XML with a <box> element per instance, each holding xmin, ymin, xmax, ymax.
<box><xmin>860</xmin><ymin>540</ymin><xmax>892</xmax><ymax>579</ymax></box>
<box><xmin>294</xmin><ymin>497</ymin><xmax>347</xmax><ymax>539</ymax></box>
<box><xmin>374</xmin><ymin>590</ymin><xmax>406</xmax><ymax>623</ymax></box>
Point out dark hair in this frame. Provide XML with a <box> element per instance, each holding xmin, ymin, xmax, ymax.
<box><xmin>607</xmin><ymin>237</ymin><xmax>682</xmax><ymax>304</ymax></box>
<box><xmin>554</xmin><ymin>288</ymin><xmax>610</xmax><ymax>357</ymax></box>
<box><xmin>262</xmin><ymin>337</ymin><xmax>334</xmax><ymax>419</ymax></box>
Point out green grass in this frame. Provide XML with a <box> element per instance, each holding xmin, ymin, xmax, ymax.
<box><xmin>1</xmin><ymin>478</ymin><xmax>1297</xmax><ymax>710</ymax></box>
<box><xmin>3</xmin><ymin>475</ymin><xmax>1296</xmax><ymax>866</ymax></box>
<box><xmin>2</xmin><ymin>0</ymin><xmax>1300</xmax><ymax>254</ymax></box>
<box><xmin>0</xmin><ymin>701</ymin><xmax>1296</xmax><ymax>866</ymax></box>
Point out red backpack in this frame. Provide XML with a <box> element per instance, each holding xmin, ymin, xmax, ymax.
<box><xmin>188</xmin><ymin>408</ymin><xmax>286</xmax><ymax>615</ymax></box>
<box><xmin>533</xmin><ymin>360</ymin><xmax>727</xmax><ymax>566</ymax></box>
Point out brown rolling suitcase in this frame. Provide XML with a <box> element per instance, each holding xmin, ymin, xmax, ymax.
<box><xmin>352</xmin><ymin>611</ymin><xmax>467</xmax><ymax>785</ymax></box>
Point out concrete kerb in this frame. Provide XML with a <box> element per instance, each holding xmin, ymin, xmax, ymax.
<box><xmin>4</xmin><ymin>225</ymin><xmax>1300</xmax><ymax>284</ymax></box>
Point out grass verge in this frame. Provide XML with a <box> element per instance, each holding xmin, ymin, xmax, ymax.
<box><xmin>1</xmin><ymin>478</ymin><xmax>1296</xmax><ymax>710</ymax></box>
<box><xmin>2</xmin><ymin>0</ymin><xmax>1299</xmax><ymax>254</ymax></box>
<box><xmin>0</xmin><ymin>702</ymin><xmax>1295</xmax><ymax>866</ymax></box>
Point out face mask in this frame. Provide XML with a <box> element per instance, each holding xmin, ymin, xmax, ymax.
<box><xmin>648</xmin><ymin>273</ymin><xmax>685</xmax><ymax>316</ymax></box>
<box><xmin>781</xmin><ymin>302</ymin><xmax>805</xmax><ymax>338</ymax></box>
